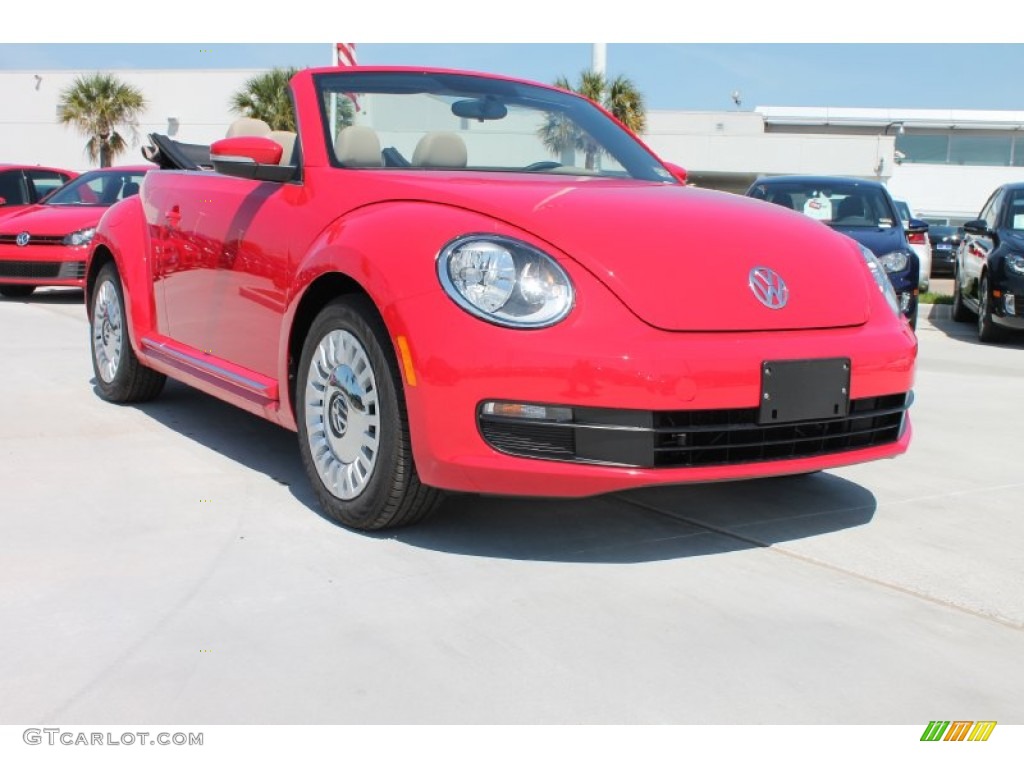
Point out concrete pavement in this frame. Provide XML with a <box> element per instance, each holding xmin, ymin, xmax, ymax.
<box><xmin>1</xmin><ymin>289</ymin><xmax>1021</xmax><ymax>724</ymax></box>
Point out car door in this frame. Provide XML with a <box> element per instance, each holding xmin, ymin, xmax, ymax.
<box><xmin>963</xmin><ymin>189</ymin><xmax>1001</xmax><ymax>302</ymax></box>
<box><xmin>159</xmin><ymin>173</ymin><xmax>303</xmax><ymax>378</ymax></box>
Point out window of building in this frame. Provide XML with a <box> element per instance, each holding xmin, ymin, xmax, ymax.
<box><xmin>895</xmin><ymin>134</ymin><xmax>949</xmax><ymax>164</ymax></box>
<box><xmin>1013</xmin><ymin>137</ymin><xmax>1024</xmax><ymax>166</ymax></box>
<box><xmin>949</xmin><ymin>135</ymin><xmax>1012</xmax><ymax>166</ymax></box>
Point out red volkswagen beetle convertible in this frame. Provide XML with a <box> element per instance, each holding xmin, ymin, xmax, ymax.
<box><xmin>85</xmin><ymin>67</ymin><xmax>916</xmax><ymax>530</ymax></box>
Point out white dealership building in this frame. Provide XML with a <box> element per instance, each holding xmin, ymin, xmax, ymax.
<box><xmin>2</xmin><ymin>68</ymin><xmax>1022</xmax><ymax>224</ymax></box>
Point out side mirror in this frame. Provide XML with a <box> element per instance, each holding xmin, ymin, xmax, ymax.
<box><xmin>906</xmin><ymin>218</ymin><xmax>929</xmax><ymax>235</ymax></box>
<box><xmin>963</xmin><ymin>219</ymin><xmax>989</xmax><ymax>236</ymax></box>
<box><xmin>210</xmin><ymin>136</ymin><xmax>293</xmax><ymax>182</ymax></box>
<box><xmin>663</xmin><ymin>162</ymin><xmax>688</xmax><ymax>185</ymax></box>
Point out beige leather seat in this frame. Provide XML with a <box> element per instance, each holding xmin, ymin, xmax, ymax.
<box><xmin>334</xmin><ymin>126</ymin><xmax>382</xmax><ymax>168</ymax></box>
<box><xmin>226</xmin><ymin>117</ymin><xmax>272</xmax><ymax>138</ymax></box>
<box><xmin>412</xmin><ymin>132</ymin><xmax>467</xmax><ymax>168</ymax></box>
<box><xmin>267</xmin><ymin>130</ymin><xmax>297</xmax><ymax>165</ymax></box>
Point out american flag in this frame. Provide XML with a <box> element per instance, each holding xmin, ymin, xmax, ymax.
<box><xmin>335</xmin><ymin>43</ymin><xmax>360</xmax><ymax>111</ymax></box>
<box><xmin>336</xmin><ymin>43</ymin><xmax>357</xmax><ymax>67</ymax></box>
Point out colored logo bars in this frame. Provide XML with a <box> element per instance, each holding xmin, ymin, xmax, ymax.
<box><xmin>920</xmin><ymin>721</ymin><xmax>997</xmax><ymax>742</ymax></box>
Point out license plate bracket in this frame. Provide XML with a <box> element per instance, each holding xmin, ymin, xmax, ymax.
<box><xmin>758</xmin><ymin>358</ymin><xmax>850</xmax><ymax>425</ymax></box>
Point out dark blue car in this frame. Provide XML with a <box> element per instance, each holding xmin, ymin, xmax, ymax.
<box><xmin>746</xmin><ymin>176</ymin><xmax>922</xmax><ymax>329</ymax></box>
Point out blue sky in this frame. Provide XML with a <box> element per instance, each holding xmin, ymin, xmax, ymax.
<box><xmin>1</xmin><ymin>43</ymin><xmax>1021</xmax><ymax>112</ymax></box>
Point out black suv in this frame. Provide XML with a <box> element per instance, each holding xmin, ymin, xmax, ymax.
<box><xmin>746</xmin><ymin>176</ymin><xmax>922</xmax><ymax>328</ymax></box>
<box><xmin>952</xmin><ymin>183</ymin><xmax>1024</xmax><ymax>342</ymax></box>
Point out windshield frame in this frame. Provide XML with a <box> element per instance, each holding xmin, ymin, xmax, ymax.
<box><xmin>312</xmin><ymin>71</ymin><xmax>674</xmax><ymax>183</ymax></box>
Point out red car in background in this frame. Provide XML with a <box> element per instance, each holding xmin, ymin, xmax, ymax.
<box><xmin>0</xmin><ymin>164</ymin><xmax>77</xmax><ymax>220</ymax></box>
<box><xmin>0</xmin><ymin>166</ymin><xmax>148</xmax><ymax>298</ymax></box>
<box><xmin>85</xmin><ymin>67</ymin><xmax>916</xmax><ymax>531</ymax></box>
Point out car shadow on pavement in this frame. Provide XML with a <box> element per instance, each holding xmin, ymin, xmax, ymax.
<box><xmin>923</xmin><ymin>304</ymin><xmax>1024</xmax><ymax>348</ymax></box>
<box><xmin>2</xmin><ymin>287</ymin><xmax>84</xmax><ymax>304</ymax></box>
<box><xmin>120</xmin><ymin>381</ymin><xmax>877</xmax><ymax>564</ymax></box>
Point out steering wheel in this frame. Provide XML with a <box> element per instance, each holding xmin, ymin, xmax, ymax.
<box><xmin>524</xmin><ymin>161</ymin><xmax>563</xmax><ymax>172</ymax></box>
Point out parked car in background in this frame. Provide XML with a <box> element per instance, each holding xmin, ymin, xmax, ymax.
<box><xmin>951</xmin><ymin>182</ymin><xmax>1024</xmax><ymax>342</ymax></box>
<box><xmin>746</xmin><ymin>176</ymin><xmax>921</xmax><ymax>328</ymax></box>
<box><xmin>928</xmin><ymin>224</ymin><xmax>963</xmax><ymax>276</ymax></box>
<box><xmin>83</xmin><ymin>67</ymin><xmax>916</xmax><ymax>531</ymax></box>
<box><xmin>894</xmin><ymin>199</ymin><xmax>931</xmax><ymax>291</ymax></box>
<box><xmin>0</xmin><ymin>166</ymin><xmax>149</xmax><ymax>298</ymax></box>
<box><xmin>0</xmin><ymin>165</ymin><xmax>77</xmax><ymax>220</ymax></box>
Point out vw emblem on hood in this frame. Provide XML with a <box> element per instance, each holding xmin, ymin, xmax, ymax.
<box><xmin>749</xmin><ymin>268</ymin><xmax>786</xmax><ymax>309</ymax></box>
<box><xmin>15</xmin><ymin>232</ymin><xmax>30</xmax><ymax>247</ymax></box>
<box><xmin>749</xmin><ymin>266</ymin><xmax>789</xmax><ymax>309</ymax></box>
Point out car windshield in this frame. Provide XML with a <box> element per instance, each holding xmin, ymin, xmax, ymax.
<box><xmin>930</xmin><ymin>225</ymin><xmax>961</xmax><ymax>239</ymax></box>
<box><xmin>45</xmin><ymin>170</ymin><xmax>146</xmax><ymax>207</ymax></box>
<box><xmin>749</xmin><ymin>181</ymin><xmax>897</xmax><ymax>229</ymax></box>
<box><xmin>314</xmin><ymin>71</ymin><xmax>675</xmax><ymax>182</ymax></box>
<box><xmin>1007</xmin><ymin>190</ymin><xmax>1024</xmax><ymax>232</ymax></box>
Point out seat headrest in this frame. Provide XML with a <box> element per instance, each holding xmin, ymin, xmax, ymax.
<box><xmin>267</xmin><ymin>130</ymin><xmax>297</xmax><ymax>166</ymax></box>
<box><xmin>226</xmin><ymin>117</ymin><xmax>272</xmax><ymax>138</ymax></box>
<box><xmin>334</xmin><ymin>126</ymin><xmax>382</xmax><ymax>168</ymax></box>
<box><xmin>412</xmin><ymin>132</ymin><xmax>467</xmax><ymax>168</ymax></box>
<box><xmin>121</xmin><ymin>182</ymin><xmax>140</xmax><ymax>198</ymax></box>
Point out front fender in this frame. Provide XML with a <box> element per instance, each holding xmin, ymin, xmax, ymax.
<box><xmin>87</xmin><ymin>197</ymin><xmax>155</xmax><ymax>357</ymax></box>
<box><xmin>278</xmin><ymin>200</ymin><xmax>561</xmax><ymax>431</ymax></box>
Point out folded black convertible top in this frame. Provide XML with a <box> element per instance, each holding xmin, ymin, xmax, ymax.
<box><xmin>142</xmin><ymin>134</ymin><xmax>212</xmax><ymax>171</ymax></box>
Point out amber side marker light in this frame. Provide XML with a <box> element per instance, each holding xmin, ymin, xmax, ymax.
<box><xmin>396</xmin><ymin>335</ymin><xmax>417</xmax><ymax>387</ymax></box>
<box><xmin>482</xmin><ymin>401</ymin><xmax>573</xmax><ymax>422</ymax></box>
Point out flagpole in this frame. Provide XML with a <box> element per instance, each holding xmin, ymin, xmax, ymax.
<box><xmin>329</xmin><ymin>44</ymin><xmax>339</xmax><ymax>142</ymax></box>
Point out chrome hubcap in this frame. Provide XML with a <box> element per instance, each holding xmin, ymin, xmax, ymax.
<box><xmin>92</xmin><ymin>281</ymin><xmax>123</xmax><ymax>383</ymax></box>
<box><xmin>304</xmin><ymin>330</ymin><xmax>380</xmax><ymax>500</ymax></box>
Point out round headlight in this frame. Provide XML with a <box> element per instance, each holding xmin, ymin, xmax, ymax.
<box><xmin>859</xmin><ymin>245</ymin><xmax>900</xmax><ymax>317</ymax></box>
<box><xmin>1005</xmin><ymin>253</ymin><xmax>1024</xmax><ymax>276</ymax></box>
<box><xmin>438</xmin><ymin>235</ymin><xmax>574</xmax><ymax>328</ymax></box>
<box><xmin>876</xmin><ymin>250</ymin><xmax>909</xmax><ymax>273</ymax></box>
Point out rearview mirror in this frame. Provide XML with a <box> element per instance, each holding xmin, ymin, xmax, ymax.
<box><xmin>451</xmin><ymin>98</ymin><xmax>508</xmax><ymax>121</ymax></box>
<box><xmin>210</xmin><ymin>136</ymin><xmax>293</xmax><ymax>182</ymax></box>
<box><xmin>663</xmin><ymin>162</ymin><xmax>688</xmax><ymax>185</ymax></box>
<box><xmin>963</xmin><ymin>219</ymin><xmax>989</xmax><ymax>236</ymax></box>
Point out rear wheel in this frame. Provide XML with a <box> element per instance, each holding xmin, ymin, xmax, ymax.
<box><xmin>296</xmin><ymin>296</ymin><xmax>443</xmax><ymax>530</ymax></box>
<box><xmin>90</xmin><ymin>263</ymin><xmax>166</xmax><ymax>402</ymax></box>
<box><xmin>977</xmin><ymin>275</ymin><xmax>1006</xmax><ymax>344</ymax></box>
<box><xmin>0</xmin><ymin>285</ymin><xmax>35</xmax><ymax>298</ymax></box>
<box><xmin>951</xmin><ymin>267</ymin><xmax>971</xmax><ymax>322</ymax></box>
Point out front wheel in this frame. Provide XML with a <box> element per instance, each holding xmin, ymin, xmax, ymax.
<box><xmin>0</xmin><ymin>285</ymin><xmax>35</xmax><ymax>298</ymax></box>
<box><xmin>90</xmin><ymin>263</ymin><xmax>166</xmax><ymax>402</ymax></box>
<box><xmin>977</xmin><ymin>275</ymin><xmax>1006</xmax><ymax>343</ymax></box>
<box><xmin>296</xmin><ymin>296</ymin><xmax>443</xmax><ymax>530</ymax></box>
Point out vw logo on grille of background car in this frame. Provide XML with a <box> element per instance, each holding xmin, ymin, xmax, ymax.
<box><xmin>15</xmin><ymin>232</ymin><xmax>30</xmax><ymax>247</ymax></box>
<box><xmin>749</xmin><ymin>266</ymin><xmax>789</xmax><ymax>309</ymax></box>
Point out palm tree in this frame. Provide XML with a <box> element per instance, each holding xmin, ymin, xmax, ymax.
<box><xmin>539</xmin><ymin>69</ymin><xmax>647</xmax><ymax>170</ymax></box>
<box><xmin>230</xmin><ymin>67</ymin><xmax>299</xmax><ymax>131</ymax></box>
<box><xmin>57</xmin><ymin>74</ymin><xmax>147</xmax><ymax>168</ymax></box>
<box><xmin>231</xmin><ymin>67</ymin><xmax>355</xmax><ymax>138</ymax></box>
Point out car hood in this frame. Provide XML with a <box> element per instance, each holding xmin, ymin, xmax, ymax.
<box><xmin>0</xmin><ymin>204</ymin><xmax>104</xmax><ymax>236</ymax></box>
<box><xmin>371</xmin><ymin>173</ymin><xmax>872</xmax><ymax>331</ymax></box>
<box><xmin>828</xmin><ymin>223</ymin><xmax>905</xmax><ymax>258</ymax></box>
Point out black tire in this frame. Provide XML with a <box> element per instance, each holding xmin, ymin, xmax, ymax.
<box><xmin>296</xmin><ymin>296</ymin><xmax>443</xmax><ymax>530</ymax></box>
<box><xmin>951</xmin><ymin>267</ymin><xmax>971</xmax><ymax>322</ymax></box>
<box><xmin>977</xmin><ymin>274</ymin><xmax>1006</xmax><ymax>344</ymax></box>
<box><xmin>0</xmin><ymin>285</ymin><xmax>35</xmax><ymax>298</ymax></box>
<box><xmin>90</xmin><ymin>263</ymin><xmax>167</xmax><ymax>402</ymax></box>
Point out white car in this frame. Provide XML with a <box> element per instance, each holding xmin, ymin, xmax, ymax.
<box><xmin>894</xmin><ymin>199</ymin><xmax>931</xmax><ymax>292</ymax></box>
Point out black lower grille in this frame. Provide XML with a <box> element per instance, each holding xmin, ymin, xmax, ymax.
<box><xmin>0</xmin><ymin>260</ymin><xmax>62</xmax><ymax>278</ymax></box>
<box><xmin>479</xmin><ymin>393</ymin><xmax>910</xmax><ymax>468</ymax></box>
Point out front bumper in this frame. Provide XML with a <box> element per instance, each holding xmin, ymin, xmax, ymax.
<box><xmin>392</xmin><ymin>276</ymin><xmax>918</xmax><ymax>497</ymax></box>
<box><xmin>0</xmin><ymin>244</ymin><xmax>87</xmax><ymax>287</ymax></box>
